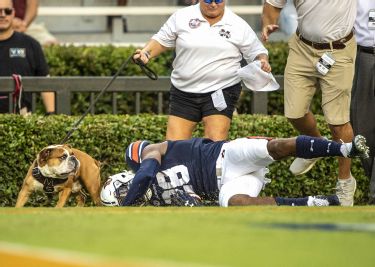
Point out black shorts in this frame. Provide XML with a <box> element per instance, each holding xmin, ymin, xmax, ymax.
<box><xmin>169</xmin><ymin>83</ymin><xmax>242</xmax><ymax>122</ymax></box>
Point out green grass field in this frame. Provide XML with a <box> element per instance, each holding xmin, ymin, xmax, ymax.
<box><xmin>1</xmin><ymin>207</ymin><xmax>375</xmax><ymax>267</ymax></box>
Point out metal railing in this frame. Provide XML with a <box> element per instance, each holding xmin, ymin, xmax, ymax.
<box><xmin>0</xmin><ymin>76</ymin><xmax>284</xmax><ymax>115</ymax></box>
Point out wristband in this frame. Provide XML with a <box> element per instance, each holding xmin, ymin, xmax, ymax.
<box><xmin>142</xmin><ymin>50</ymin><xmax>151</xmax><ymax>59</ymax></box>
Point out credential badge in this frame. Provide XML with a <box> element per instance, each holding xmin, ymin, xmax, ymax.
<box><xmin>9</xmin><ymin>48</ymin><xmax>26</xmax><ymax>58</ymax></box>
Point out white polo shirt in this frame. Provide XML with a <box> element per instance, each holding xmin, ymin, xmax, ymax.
<box><xmin>266</xmin><ymin>0</ymin><xmax>356</xmax><ymax>43</ymax></box>
<box><xmin>152</xmin><ymin>4</ymin><xmax>267</xmax><ymax>94</ymax></box>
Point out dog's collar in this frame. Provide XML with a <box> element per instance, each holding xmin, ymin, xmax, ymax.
<box><xmin>32</xmin><ymin>167</ymin><xmax>69</xmax><ymax>194</ymax></box>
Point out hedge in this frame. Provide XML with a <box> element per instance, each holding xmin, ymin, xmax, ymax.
<box><xmin>44</xmin><ymin>42</ymin><xmax>288</xmax><ymax>76</ymax></box>
<box><xmin>29</xmin><ymin>43</ymin><xmax>319</xmax><ymax>115</ymax></box>
<box><xmin>0</xmin><ymin>114</ymin><xmax>369</xmax><ymax>207</ymax></box>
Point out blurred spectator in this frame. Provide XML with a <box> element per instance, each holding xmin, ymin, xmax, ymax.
<box><xmin>0</xmin><ymin>0</ymin><xmax>54</xmax><ymax>115</ymax></box>
<box><xmin>12</xmin><ymin>0</ymin><xmax>58</xmax><ymax>46</ymax></box>
<box><xmin>12</xmin><ymin>0</ymin><xmax>55</xmax><ymax>113</ymax></box>
<box><xmin>350</xmin><ymin>0</ymin><xmax>375</xmax><ymax>204</ymax></box>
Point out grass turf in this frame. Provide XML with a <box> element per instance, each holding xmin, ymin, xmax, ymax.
<box><xmin>0</xmin><ymin>207</ymin><xmax>375</xmax><ymax>267</ymax></box>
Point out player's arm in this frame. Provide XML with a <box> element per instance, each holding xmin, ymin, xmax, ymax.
<box><xmin>121</xmin><ymin>142</ymin><xmax>168</xmax><ymax>206</ymax></box>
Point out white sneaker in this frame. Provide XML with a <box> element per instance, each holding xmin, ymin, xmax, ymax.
<box><xmin>335</xmin><ymin>176</ymin><xmax>357</xmax><ymax>206</ymax></box>
<box><xmin>289</xmin><ymin>157</ymin><xmax>320</xmax><ymax>175</ymax></box>
<box><xmin>307</xmin><ymin>195</ymin><xmax>340</xmax><ymax>206</ymax></box>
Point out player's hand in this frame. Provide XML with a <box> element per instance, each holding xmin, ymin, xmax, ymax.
<box><xmin>261</xmin><ymin>24</ymin><xmax>279</xmax><ymax>42</ymax></box>
<box><xmin>133</xmin><ymin>49</ymin><xmax>150</xmax><ymax>65</ymax></box>
<box><xmin>171</xmin><ymin>190</ymin><xmax>201</xmax><ymax>207</ymax></box>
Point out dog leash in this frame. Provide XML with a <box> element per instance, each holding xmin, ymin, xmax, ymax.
<box><xmin>12</xmin><ymin>74</ymin><xmax>23</xmax><ymax>114</ymax></box>
<box><xmin>59</xmin><ymin>55</ymin><xmax>158</xmax><ymax>144</ymax></box>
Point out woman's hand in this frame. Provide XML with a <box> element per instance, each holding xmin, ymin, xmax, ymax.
<box><xmin>133</xmin><ymin>49</ymin><xmax>151</xmax><ymax>65</ymax></box>
<box><xmin>259</xmin><ymin>58</ymin><xmax>272</xmax><ymax>73</ymax></box>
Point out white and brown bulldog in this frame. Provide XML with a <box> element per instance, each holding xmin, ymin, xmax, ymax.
<box><xmin>16</xmin><ymin>144</ymin><xmax>102</xmax><ymax>208</ymax></box>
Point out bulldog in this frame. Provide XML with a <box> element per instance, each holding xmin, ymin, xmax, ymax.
<box><xmin>16</xmin><ymin>144</ymin><xmax>102</xmax><ymax>208</ymax></box>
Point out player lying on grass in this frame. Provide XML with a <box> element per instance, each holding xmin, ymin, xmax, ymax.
<box><xmin>101</xmin><ymin>135</ymin><xmax>369</xmax><ymax>207</ymax></box>
<box><xmin>101</xmin><ymin>169</ymin><xmax>341</xmax><ymax>207</ymax></box>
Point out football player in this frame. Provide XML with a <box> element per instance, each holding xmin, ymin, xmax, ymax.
<box><xmin>100</xmin><ymin>170</ymin><xmax>203</xmax><ymax>207</ymax></box>
<box><xmin>102</xmin><ymin>135</ymin><xmax>369</xmax><ymax>207</ymax></box>
<box><xmin>101</xmin><ymin>169</ymin><xmax>341</xmax><ymax>207</ymax></box>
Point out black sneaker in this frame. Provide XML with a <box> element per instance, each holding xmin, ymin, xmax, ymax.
<box><xmin>308</xmin><ymin>195</ymin><xmax>340</xmax><ymax>206</ymax></box>
<box><xmin>347</xmin><ymin>135</ymin><xmax>370</xmax><ymax>159</ymax></box>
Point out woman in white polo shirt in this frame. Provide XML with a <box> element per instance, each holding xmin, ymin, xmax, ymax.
<box><xmin>133</xmin><ymin>0</ymin><xmax>271</xmax><ymax>141</ymax></box>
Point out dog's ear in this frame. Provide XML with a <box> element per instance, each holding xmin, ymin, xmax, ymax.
<box><xmin>39</xmin><ymin>148</ymin><xmax>52</xmax><ymax>164</ymax></box>
<box><xmin>62</xmin><ymin>144</ymin><xmax>74</xmax><ymax>155</ymax></box>
<box><xmin>63</xmin><ymin>144</ymin><xmax>72</xmax><ymax>149</ymax></box>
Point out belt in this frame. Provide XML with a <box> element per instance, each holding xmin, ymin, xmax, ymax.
<box><xmin>358</xmin><ymin>45</ymin><xmax>375</xmax><ymax>55</ymax></box>
<box><xmin>296</xmin><ymin>29</ymin><xmax>354</xmax><ymax>50</ymax></box>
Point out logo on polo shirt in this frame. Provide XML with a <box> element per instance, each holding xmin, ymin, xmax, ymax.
<box><xmin>189</xmin><ymin>18</ymin><xmax>201</xmax><ymax>29</ymax></box>
<box><xmin>9</xmin><ymin>48</ymin><xmax>26</xmax><ymax>58</ymax></box>
<box><xmin>219</xmin><ymin>29</ymin><xmax>231</xmax><ymax>39</ymax></box>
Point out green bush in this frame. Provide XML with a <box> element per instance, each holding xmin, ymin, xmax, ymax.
<box><xmin>40</xmin><ymin>42</ymin><xmax>326</xmax><ymax>116</ymax></box>
<box><xmin>0</xmin><ymin>114</ymin><xmax>369</xmax><ymax>207</ymax></box>
<box><xmin>44</xmin><ymin>43</ymin><xmax>286</xmax><ymax>76</ymax></box>
<box><xmin>42</xmin><ymin>45</ymin><xmax>174</xmax><ymax>115</ymax></box>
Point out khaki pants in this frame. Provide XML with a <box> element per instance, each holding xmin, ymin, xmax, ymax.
<box><xmin>284</xmin><ymin>33</ymin><xmax>356</xmax><ymax>125</ymax></box>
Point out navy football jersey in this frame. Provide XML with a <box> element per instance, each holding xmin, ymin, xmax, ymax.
<box><xmin>157</xmin><ymin>138</ymin><xmax>225</xmax><ymax>199</ymax></box>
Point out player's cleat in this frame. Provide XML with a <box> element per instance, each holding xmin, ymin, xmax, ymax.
<box><xmin>347</xmin><ymin>135</ymin><xmax>370</xmax><ymax>159</ymax></box>
<box><xmin>307</xmin><ymin>195</ymin><xmax>340</xmax><ymax>206</ymax></box>
<box><xmin>335</xmin><ymin>176</ymin><xmax>357</xmax><ymax>206</ymax></box>
<box><xmin>289</xmin><ymin>157</ymin><xmax>321</xmax><ymax>175</ymax></box>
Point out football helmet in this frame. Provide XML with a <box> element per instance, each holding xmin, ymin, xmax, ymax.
<box><xmin>100</xmin><ymin>170</ymin><xmax>151</xmax><ymax>206</ymax></box>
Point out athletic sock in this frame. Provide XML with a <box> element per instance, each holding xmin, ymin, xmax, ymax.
<box><xmin>275</xmin><ymin>196</ymin><xmax>309</xmax><ymax>206</ymax></box>
<box><xmin>340</xmin><ymin>143</ymin><xmax>352</xmax><ymax>158</ymax></box>
<box><xmin>296</xmin><ymin>135</ymin><xmax>344</xmax><ymax>159</ymax></box>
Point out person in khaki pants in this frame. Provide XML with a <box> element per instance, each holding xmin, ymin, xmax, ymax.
<box><xmin>262</xmin><ymin>0</ymin><xmax>357</xmax><ymax>206</ymax></box>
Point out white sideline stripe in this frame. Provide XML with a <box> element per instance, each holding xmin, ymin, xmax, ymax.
<box><xmin>39</xmin><ymin>6</ymin><xmax>262</xmax><ymax>16</ymax></box>
<box><xmin>0</xmin><ymin>241</ymin><xmax>106</xmax><ymax>266</ymax></box>
<box><xmin>0</xmin><ymin>241</ymin><xmax>221</xmax><ymax>267</ymax></box>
